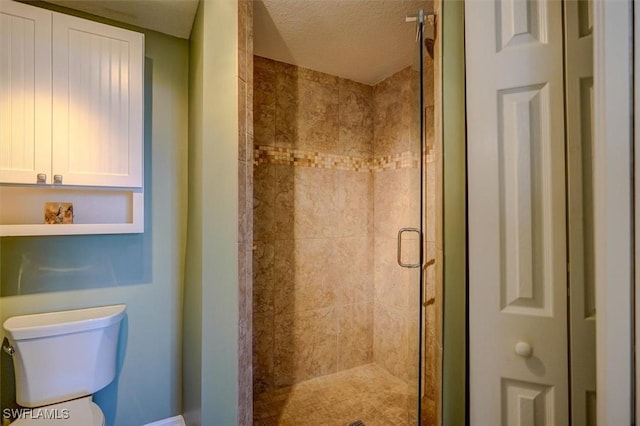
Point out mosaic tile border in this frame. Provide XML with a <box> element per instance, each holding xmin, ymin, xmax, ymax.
<box><xmin>254</xmin><ymin>145</ymin><xmax>371</xmax><ymax>171</ymax></box>
<box><xmin>371</xmin><ymin>151</ymin><xmax>419</xmax><ymax>171</ymax></box>
<box><xmin>254</xmin><ymin>145</ymin><xmax>434</xmax><ymax>171</ymax></box>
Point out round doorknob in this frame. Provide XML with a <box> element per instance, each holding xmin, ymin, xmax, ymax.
<box><xmin>515</xmin><ymin>341</ymin><xmax>533</xmax><ymax>358</ymax></box>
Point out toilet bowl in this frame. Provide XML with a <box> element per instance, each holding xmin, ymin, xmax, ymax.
<box><xmin>2</xmin><ymin>305</ymin><xmax>126</xmax><ymax>425</ymax></box>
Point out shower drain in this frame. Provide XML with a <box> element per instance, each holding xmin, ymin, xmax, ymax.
<box><xmin>347</xmin><ymin>421</ymin><xmax>366</xmax><ymax>426</ymax></box>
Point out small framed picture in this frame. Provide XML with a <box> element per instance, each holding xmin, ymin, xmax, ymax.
<box><xmin>44</xmin><ymin>203</ymin><xmax>74</xmax><ymax>224</ymax></box>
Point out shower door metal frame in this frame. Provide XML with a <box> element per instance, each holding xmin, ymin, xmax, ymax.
<box><xmin>416</xmin><ymin>16</ymin><xmax>426</xmax><ymax>426</ymax></box>
<box><xmin>397</xmin><ymin>13</ymin><xmax>428</xmax><ymax>425</ymax></box>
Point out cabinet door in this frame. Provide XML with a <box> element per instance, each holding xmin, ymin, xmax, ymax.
<box><xmin>52</xmin><ymin>13</ymin><xmax>143</xmax><ymax>187</ymax></box>
<box><xmin>0</xmin><ymin>1</ymin><xmax>51</xmax><ymax>184</ymax></box>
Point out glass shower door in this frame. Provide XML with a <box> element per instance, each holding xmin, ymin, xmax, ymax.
<box><xmin>404</xmin><ymin>11</ymin><xmax>441</xmax><ymax>425</ymax></box>
<box><xmin>393</xmin><ymin>10</ymin><xmax>427</xmax><ymax>425</ymax></box>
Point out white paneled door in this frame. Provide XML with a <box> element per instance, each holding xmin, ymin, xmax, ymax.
<box><xmin>466</xmin><ymin>0</ymin><xmax>569</xmax><ymax>424</ymax></box>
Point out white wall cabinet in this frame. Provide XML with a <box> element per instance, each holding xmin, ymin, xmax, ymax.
<box><xmin>0</xmin><ymin>0</ymin><xmax>144</xmax><ymax>187</ymax></box>
<box><xmin>0</xmin><ymin>1</ymin><xmax>144</xmax><ymax>235</ymax></box>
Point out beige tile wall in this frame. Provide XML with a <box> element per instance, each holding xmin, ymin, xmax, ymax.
<box><xmin>422</xmin><ymin>6</ymin><xmax>443</xmax><ymax>426</ymax></box>
<box><xmin>252</xmin><ymin>54</ymin><xmax>440</xmax><ymax>407</ymax></box>
<box><xmin>423</xmin><ymin>7</ymin><xmax>443</xmax><ymax>423</ymax></box>
<box><xmin>238</xmin><ymin>1</ymin><xmax>253</xmax><ymax>424</ymax></box>
<box><xmin>253</xmin><ymin>56</ymin><xmax>375</xmax><ymax>394</ymax></box>
<box><xmin>372</xmin><ymin>66</ymin><xmax>422</xmax><ymax>387</ymax></box>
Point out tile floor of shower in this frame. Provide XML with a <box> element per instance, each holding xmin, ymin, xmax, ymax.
<box><xmin>253</xmin><ymin>363</ymin><xmax>435</xmax><ymax>426</ymax></box>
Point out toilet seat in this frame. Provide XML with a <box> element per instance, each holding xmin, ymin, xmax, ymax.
<box><xmin>11</xmin><ymin>396</ymin><xmax>104</xmax><ymax>425</ymax></box>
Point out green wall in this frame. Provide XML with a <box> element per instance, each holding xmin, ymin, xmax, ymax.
<box><xmin>0</xmin><ymin>5</ymin><xmax>189</xmax><ymax>426</ymax></box>
<box><xmin>183</xmin><ymin>0</ymin><xmax>240</xmax><ymax>424</ymax></box>
<box><xmin>183</xmin><ymin>1</ymin><xmax>204</xmax><ymax>423</ymax></box>
<box><xmin>442</xmin><ymin>1</ymin><xmax>467</xmax><ymax>425</ymax></box>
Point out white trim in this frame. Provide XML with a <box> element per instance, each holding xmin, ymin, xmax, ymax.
<box><xmin>143</xmin><ymin>415</ymin><xmax>186</xmax><ymax>426</ymax></box>
<box><xmin>593</xmin><ymin>1</ymin><xmax>634</xmax><ymax>425</ymax></box>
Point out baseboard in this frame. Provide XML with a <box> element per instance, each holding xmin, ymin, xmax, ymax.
<box><xmin>143</xmin><ymin>415</ymin><xmax>186</xmax><ymax>426</ymax></box>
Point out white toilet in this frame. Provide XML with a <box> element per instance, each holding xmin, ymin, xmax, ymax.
<box><xmin>2</xmin><ymin>304</ymin><xmax>126</xmax><ymax>425</ymax></box>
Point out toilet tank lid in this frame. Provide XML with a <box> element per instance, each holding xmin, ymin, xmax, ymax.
<box><xmin>3</xmin><ymin>304</ymin><xmax>126</xmax><ymax>341</ymax></box>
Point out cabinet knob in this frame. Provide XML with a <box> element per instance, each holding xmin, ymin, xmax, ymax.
<box><xmin>515</xmin><ymin>341</ymin><xmax>533</xmax><ymax>358</ymax></box>
<box><xmin>53</xmin><ymin>175</ymin><xmax>63</xmax><ymax>184</ymax></box>
<box><xmin>36</xmin><ymin>173</ymin><xmax>47</xmax><ymax>184</ymax></box>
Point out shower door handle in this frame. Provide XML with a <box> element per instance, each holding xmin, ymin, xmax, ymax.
<box><xmin>397</xmin><ymin>227</ymin><xmax>421</xmax><ymax>268</ymax></box>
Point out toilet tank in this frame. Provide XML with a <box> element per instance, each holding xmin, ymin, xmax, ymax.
<box><xmin>3</xmin><ymin>304</ymin><xmax>126</xmax><ymax>408</ymax></box>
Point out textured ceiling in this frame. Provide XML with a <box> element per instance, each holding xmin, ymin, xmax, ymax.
<box><xmin>43</xmin><ymin>0</ymin><xmax>431</xmax><ymax>84</ymax></box>
<box><xmin>43</xmin><ymin>0</ymin><xmax>199</xmax><ymax>39</ymax></box>
<box><xmin>254</xmin><ymin>0</ymin><xmax>431</xmax><ymax>85</ymax></box>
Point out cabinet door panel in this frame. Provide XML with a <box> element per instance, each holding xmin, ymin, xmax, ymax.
<box><xmin>0</xmin><ymin>1</ymin><xmax>51</xmax><ymax>184</ymax></box>
<box><xmin>52</xmin><ymin>13</ymin><xmax>143</xmax><ymax>187</ymax></box>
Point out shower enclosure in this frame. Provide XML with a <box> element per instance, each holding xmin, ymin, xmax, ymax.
<box><xmin>252</xmin><ymin>8</ymin><xmax>440</xmax><ymax>425</ymax></box>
